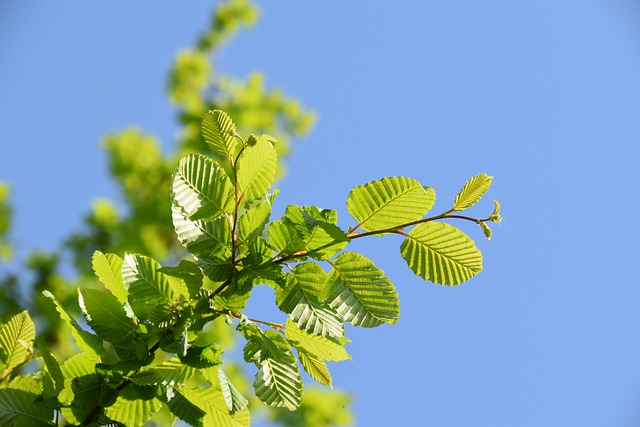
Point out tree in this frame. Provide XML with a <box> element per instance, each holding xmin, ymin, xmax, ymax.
<box><xmin>0</xmin><ymin>1</ymin><xmax>500</xmax><ymax>426</ymax></box>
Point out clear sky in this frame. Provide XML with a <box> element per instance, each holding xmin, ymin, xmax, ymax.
<box><xmin>2</xmin><ymin>1</ymin><xmax>640</xmax><ymax>426</ymax></box>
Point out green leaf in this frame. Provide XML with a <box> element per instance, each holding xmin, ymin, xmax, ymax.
<box><xmin>34</xmin><ymin>337</ymin><xmax>64</xmax><ymax>398</ymax></box>
<box><xmin>132</xmin><ymin>357</ymin><xmax>197</xmax><ymax>386</ymax></box>
<box><xmin>218</xmin><ymin>367</ymin><xmax>249</xmax><ymax>414</ymax></box>
<box><xmin>196</xmin><ymin>255</ymin><xmax>233</xmax><ymax>282</ymax></box>
<box><xmin>284</xmin><ymin>319</ymin><xmax>350</xmax><ymax>362</ymax></box>
<box><xmin>253</xmin><ymin>357</ymin><xmax>303</xmax><ymax>411</ymax></box>
<box><xmin>268</xmin><ymin>220</ymin><xmax>305</xmax><ymax>257</ymax></box>
<box><xmin>42</xmin><ymin>291</ymin><xmax>105</xmax><ymax>361</ymax></box>
<box><xmin>323</xmin><ymin>252</ymin><xmax>399</xmax><ymax>327</ymax></box>
<box><xmin>400</xmin><ymin>221</ymin><xmax>483</xmax><ymax>285</ymax></box>
<box><xmin>249</xmin><ymin>330</ymin><xmax>303</xmax><ymax>411</ymax></box>
<box><xmin>167</xmin><ymin>388</ymin><xmax>206</xmax><ymax>427</ymax></box>
<box><xmin>276</xmin><ymin>263</ymin><xmax>344</xmax><ymax>338</ymax></box>
<box><xmin>237</xmin><ymin>197</ymin><xmax>272</xmax><ymax>245</ymax></box>
<box><xmin>0</xmin><ymin>386</ymin><xmax>52</xmax><ymax>427</ymax></box>
<box><xmin>160</xmin><ymin>260</ymin><xmax>205</xmax><ymax>300</ymax></box>
<box><xmin>347</xmin><ymin>176</ymin><xmax>436</xmax><ymax>233</ymax></box>
<box><xmin>172</xmin><ymin>204</ymin><xmax>232</xmax><ymax>258</ymax></box>
<box><xmin>201</xmin><ymin>109</ymin><xmax>238</xmax><ymax>159</ymax></box>
<box><xmin>104</xmin><ymin>385</ymin><xmax>161</xmax><ymax>427</ymax></box>
<box><xmin>282</xmin><ymin>205</ymin><xmax>349</xmax><ymax>260</ymax></box>
<box><xmin>236</xmin><ymin>134</ymin><xmax>277</xmax><ymax>204</ymax></box>
<box><xmin>172</xmin><ymin>153</ymin><xmax>235</xmax><ymax>221</ymax></box>
<box><xmin>0</xmin><ymin>311</ymin><xmax>35</xmax><ymax>376</ymax></box>
<box><xmin>78</xmin><ymin>289</ymin><xmax>137</xmax><ymax>346</ymax></box>
<box><xmin>122</xmin><ymin>253</ymin><xmax>176</xmax><ymax>306</ymax></box>
<box><xmin>298</xmin><ymin>352</ymin><xmax>332</xmax><ymax>388</ymax></box>
<box><xmin>453</xmin><ymin>173</ymin><xmax>493</xmax><ymax>211</ymax></box>
<box><xmin>480</xmin><ymin>221</ymin><xmax>492</xmax><ymax>240</ymax></box>
<box><xmin>92</xmin><ymin>251</ymin><xmax>128</xmax><ymax>304</ymax></box>
<box><xmin>177</xmin><ymin>386</ymin><xmax>251</xmax><ymax>427</ymax></box>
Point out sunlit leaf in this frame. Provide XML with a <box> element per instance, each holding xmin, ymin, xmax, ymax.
<box><xmin>42</xmin><ymin>291</ymin><xmax>105</xmax><ymax>361</ymax></box>
<box><xmin>104</xmin><ymin>385</ymin><xmax>161</xmax><ymax>427</ymax></box>
<box><xmin>276</xmin><ymin>263</ymin><xmax>344</xmax><ymax>338</ymax></box>
<box><xmin>201</xmin><ymin>109</ymin><xmax>239</xmax><ymax>159</ymax></box>
<box><xmin>172</xmin><ymin>153</ymin><xmax>234</xmax><ymax>221</ymax></box>
<box><xmin>78</xmin><ymin>288</ymin><xmax>137</xmax><ymax>346</ymax></box>
<box><xmin>400</xmin><ymin>222</ymin><xmax>483</xmax><ymax>285</ymax></box>
<box><xmin>347</xmin><ymin>176</ymin><xmax>435</xmax><ymax>233</ymax></box>
<box><xmin>237</xmin><ymin>135</ymin><xmax>277</xmax><ymax>204</ymax></box>
<box><xmin>218</xmin><ymin>367</ymin><xmax>249</xmax><ymax>414</ymax></box>
<box><xmin>122</xmin><ymin>253</ymin><xmax>177</xmax><ymax>305</ymax></box>
<box><xmin>0</xmin><ymin>311</ymin><xmax>35</xmax><ymax>375</ymax></box>
<box><xmin>284</xmin><ymin>319</ymin><xmax>350</xmax><ymax>362</ymax></box>
<box><xmin>453</xmin><ymin>173</ymin><xmax>493</xmax><ymax>211</ymax></box>
<box><xmin>92</xmin><ymin>251</ymin><xmax>128</xmax><ymax>304</ymax></box>
<box><xmin>323</xmin><ymin>252</ymin><xmax>399</xmax><ymax>327</ymax></box>
<box><xmin>172</xmin><ymin>204</ymin><xmax>232</xmax><ymax>258</ymax></box>
<box><xmin>177</xmin><ymin>386</ymin><xmax>250</xmax><ymax>427</ymax></box>
<box><xmin>298</xmin><ymin>352</ymin><xmax>332</xmax><ymax>388</ymax></box>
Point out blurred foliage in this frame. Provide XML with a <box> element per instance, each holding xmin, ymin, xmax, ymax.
<box><xmin>0</xmin><ymin>1</ymin><xmax>353</xmax><ymax>426</ymax></box>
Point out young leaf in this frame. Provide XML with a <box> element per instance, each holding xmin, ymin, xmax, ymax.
<box><xmin>0</xmin><ymin>310</ymin><xmax>35</xmax><ymax>376</ymax></box>
<box><xmin>132</xmin><ymin>357</ymin><xmax>197</xmax><ymax>386</ymax></box>
<box><xmin>276</xmin><ymin>263</ymin><xmax>345</xmax><ymax>338</ymax></box>
<box><xmin>122</xmin><ymin>253</ymin><xmax>177</xmax><ymax>306</ymax></box>
<box><xmin>284</xmin><ymin>319</ymin><xmax>350</xmax><ymax>363</ymax></box>
<box><xmin>177</xmin><ymin>386</ymin><xmax>251</xmax><ymax>427</ymax></box>
<box><xmin>0</xmin><ymin>384</ymin><xmax>52</xmax><ymax>426</ymax></box>
<box><xmin>323</xmin><ymin>252</ymin><xmax>400</xmax><ymax>328</ymax></box>
<box><xmin>218</xmin><ymin>367</ymin><xmax>249</xmax><ymax>414</ymax></box>
<box><xmin>172</xmin><ymin>153</ymin><xmax>235</xmax><ymax>221</ymax></box>
<box><xmin>253</xmin><ymin>357</ymin><xmax>303</xmax><ymax>411</ymax></box>
<box><xmin>78</xmin><ymin>288</ymin><xmax>137</xmax><ymax>346</ymax></box>
<box><xmin>35</xmin><ymin>336</ymin><xmax>64</xmax><ymax>398</ymax></box>
<box><xmin>400</xmin><ymin>222</ymin><xmax>483</xmax><ymax>285</ymax></box>
<box><xmin>453</xmin><ymin>173</ymin><xmax>493</xmax><ymax>211</ymax></box>
<box><xmin>172</xmin><ymin>204</ymin><xmax>232</xmax><ymax>258</ymax></box>
<box><xmin>282</xmin><ymin>205</ymin><xmax>349</xmax><ymax>260</ymax></box>
<box><xmin>237</xmin><ymin>197</ymin><xmax>272</xmax><ymax>245</ymax></box>
<box><xmin>201</xmin><ymin>109</ymin><xmax>239</xmax><ymax>159</ymax></box>
<box><xmin>166</xmin><ymin>388</ymin><xmax>207</xmax><ymax>427</ymax></box>
<box><xmin>347</xmin><ymin>176</ymin><xmax>436</xmax><ymax>233</ymax></box>
<box><xmin>104</xmin><ymin>385</ymin><xmax>161</xmax><ymax>427</ymax></box>
<box><xmin>236</xmin><ymin>134</ymin><xmax>277</xmax><ymax>204</ymax></box>
<box><xmin>298</xmin><ymin>352</ymin><xmax>332</xmax><ymax>388</ymax></box>
<box><xmin>92</xmin><ymin>251</ymin><xmax>128</xmax><ymax>304</ymax></box>
<box><xmin>42</xmin><ymin>291</ymin><xmax>105</xmax><ymax>361</ymax></box>
<box><xmin>160</xmin><ymin>260</ymin><xmax>205</xmax><ymax>300</ymax></box>
<box><xmin>480</xmin><ymin>221</ymin><xmax>492</xmax><ymax>240</ymax></box>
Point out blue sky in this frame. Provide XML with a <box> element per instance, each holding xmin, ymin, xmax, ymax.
<box><xmin>2</xmin><ymin>1</ymin><xmax>640</xmax><ymax>426</ymax></box>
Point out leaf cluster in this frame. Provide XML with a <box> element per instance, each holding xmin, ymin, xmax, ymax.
<box><xmin>0</xmin><ymin>109</ymin><xmax>499</xmax><ymax>426</ymax></box>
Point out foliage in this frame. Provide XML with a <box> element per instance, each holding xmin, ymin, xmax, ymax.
<box><xmin>0</xmin><ymin>1</ymin><xmax>502</xmax><ymax>425</ymax></box>
<box><xmin>0</xmin><ymin>110</ymin><xmax>500</xmax><ymax>425</ymax></box>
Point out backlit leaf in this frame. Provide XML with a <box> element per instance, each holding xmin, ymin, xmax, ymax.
<box><xmin>453</xmin><ymin>173</ymin><xmax>493</xmax><ymax>211</ymax></box>
<box><xmin>276</xmin><ymin>263</ymin><xmax>344</xmax><ymax>338</ymax></box>
<box><xmin>78</xmin><ymin>288</ymin><xmax>137</xmax><ymax>346</ymax></box>
<box><xmin>298</xmin><ymin>352</ymin><xmax>332</xmax><ymax>388</ymax></box>
<box><xmin>323</xmin><ymin>252</ymin><xmax>399</xmax><ymax>327</ymax></box>
<box><xmin>172</xmin><ymin>153</ymin><xmax>234</xmax><ymax>221</ymax></box>
<box><xmin>284</xmin><ymin>319</ymin><xmax>350</xmax><ymax>362</ymax></box>
<box><xmin>122</xmin><ymin>253</ymin><xmax>176</xmax><ymax>305</ymax></box>
<box><xmin>172</xmin><ymin>204</ymin><xmax>231</xmax><ymax>258</ymax></box>
<box><xmin>42</xmin><ymin>291</ymin><xmax>105</xmax><ymax>361</ymax></box>
<box><xmin>400</xmin><ymin>221</ymin><xmax>483</xmax><ymax>285</ymax></box>
<box><xmin>0</xmin><ymin>311</ymin><xmax>35</xmax><ymax>375</ymax></box>
<box><xmin>201</xmin><ymin>109</ymin><xmax>239</xmax><ymax>159</ymax></box>
<box><xmin>347</xmin><ymin>176</ymin><xmax>435</xmax><ymax>233</ymax></box>
<box><xmin>237</xmin><ymin>135</ymin><xmax>277</xmax><ymax>204</ymax></box>
<box><xmin>92</xmin><ymin>251</ymin><xmax>127</xmax><ymax>304</ymax></box>
<box><xmin>177</xmin><ymin>386</ymin><xmax>250</xmax><ymax>427</ymax></box>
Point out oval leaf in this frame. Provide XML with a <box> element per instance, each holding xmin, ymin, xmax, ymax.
<box><xmin>201</xmin><ymin>110</ymin><xmax>239</xmax><ymax>159</ymax></box>
<box><xmin>323</xmin><ymin>252</ymin><xmax>399</xmax><ymax>328</ymax></box>
<box><xmin>400</xmin><ymin>222</ymin><xmax>483</xmax><ymax>285</ymax></box>
<box><xmin>237</xmin><ymin>135</ymin><xmax>277</xmax><ymax>204</ymax></box>
<box><xmin>453</xmin><ymin>173</ymin><xmax>493</xmax><ymax>211</ymax></box>
<box><xmin>347</xmin><ymin>176</ymin><xmax>435</xmax><ymax>233</ymax></box>
<box><xmin>172</xmin><ymin>153</ymin><xmax>234</xmax><ymax>221</ymax></box>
